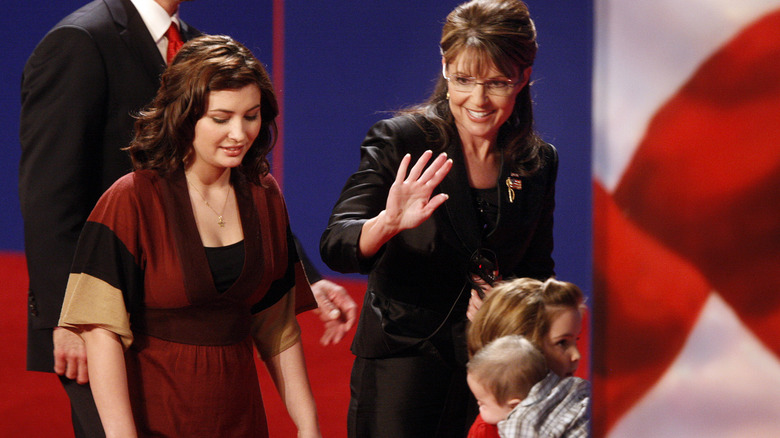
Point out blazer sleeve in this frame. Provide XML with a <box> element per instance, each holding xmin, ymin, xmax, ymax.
<box><xmin>293</xmin><ymin>234</ymin><xmax>322</xmax><ymax>284</ymax></box>
<box><xmin>319</xmin><ymin>118</ymin><xmax>408</xmax><ymax>274</ymax></box>
<box><xmin>19</xmin><ymin>25</ymin><xmax>109</xmax><ymax>329</ymax></box>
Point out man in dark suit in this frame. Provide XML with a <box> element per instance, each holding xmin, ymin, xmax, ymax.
<box><xmin>20</xmin><ymin>1</ymin><xmax>199</xmax><ymax>435</ymax></box>
<box><xmin>19</xmin><ymin>0</ymin><xmax>356</xmax><ymax>436</ymax></box>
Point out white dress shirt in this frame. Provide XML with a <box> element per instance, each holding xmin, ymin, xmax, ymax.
<box><xmin>129</xmin><ymin>0</ymin><xmax>181</xmax><ymax>63</ymax></box>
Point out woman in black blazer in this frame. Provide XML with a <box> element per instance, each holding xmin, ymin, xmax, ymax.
<box><xmin>320</xmin><ymin>1</ymin><xmax>557</xmax><ymax>436</ymax></box>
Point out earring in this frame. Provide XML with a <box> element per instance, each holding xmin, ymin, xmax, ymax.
<box><xmin>446</xmin><ymin>91</ymin><xmax>450</xmax><ymax>100</ymax></box>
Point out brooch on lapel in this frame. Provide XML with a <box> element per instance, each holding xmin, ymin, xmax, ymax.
<box><xmin>505</xmin><ymin>173</ymin><xmax>523</xmax><ymax>203</ymax></box>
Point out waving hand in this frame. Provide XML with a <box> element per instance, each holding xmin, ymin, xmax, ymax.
<box><xmin>359</xmin><ymin>150</ymin><xmax>453</xmax><ymax>258</ymax></box>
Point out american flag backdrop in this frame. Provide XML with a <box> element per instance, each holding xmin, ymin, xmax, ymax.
<box><xmin>592</xmin><ymin>0</ymin><xmax>780</xmax><ymax>436</ymax></box>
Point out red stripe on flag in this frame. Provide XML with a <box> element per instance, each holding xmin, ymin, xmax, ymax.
<box><xmin>614</xmin><ymin>10</ymin><xmax>780</xmax><ymax>356</ymax></box>
<box><xmin>596</xmin><ymin>8</ymin><xmax>780</xmax><ymax>435</ymax></box>
<box><xmin>593</xmin><ymin>182</ymin><xmax>711</xmax><ymax>435</ymax></box>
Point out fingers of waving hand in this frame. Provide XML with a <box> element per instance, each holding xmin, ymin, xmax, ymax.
<box><xmin>394</xmin><ymin>151</ymin><xmax>452</xmax><ymax>188</ymax></box>
<box><xmin>393</xmin><ymin>152</ymin><xmax>414</xmax><ymax>186</ymax></box>
<box><xmin>405</xmin><ymin>149</ymin><xmax>435</xmax><ymax>182</ymax></box>
<box><xmin>418</xmin><ymin>151</ymin><xmax>453</xmax><ymax>189</ymax></box>
<box><xmin>386</xmin><ymin>151</ymin><xmax>452</xmax><ymax>230</ymax></box>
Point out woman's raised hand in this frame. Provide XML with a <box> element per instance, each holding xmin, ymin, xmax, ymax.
<box><xmin>357</xmin><ymin>150</ymin><xmax>453</xmax><ymax>259</ymax></box>
<box><xmin>384</xmin><ymin>150</ymin><xmax>453</xmax><ymax>232</ymax></box>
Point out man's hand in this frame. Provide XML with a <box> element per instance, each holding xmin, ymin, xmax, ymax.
<box><xmin>53</xmin><ymin>327</ymin><xmax>89</xmax><ymax>384</ymax></box>
<box><xmin>310</xmin><ymin>279</ymin><xmax>358</xmax><ymax>346</ymax></box>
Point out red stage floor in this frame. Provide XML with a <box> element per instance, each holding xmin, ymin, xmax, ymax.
<box><xmin>0</xmin><ymin>251</ymin><xmax>589</xmax><ymax>436</ymax></box>
<box><xmin>0</xmin><ymin>251</ymin><xmax>362</xmax><ymax>437</ymax></box>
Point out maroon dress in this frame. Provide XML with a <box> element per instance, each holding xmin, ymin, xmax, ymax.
<box><xmin>60</xmin><ymin>169</ymin><xmax>315</xmax><ymax>437</ymax></box>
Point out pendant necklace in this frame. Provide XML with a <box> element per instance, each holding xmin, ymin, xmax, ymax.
<box><xmin>188</xmin><ymin>180</ymin><xmax>231</xmax><ymax>227</ymax></box>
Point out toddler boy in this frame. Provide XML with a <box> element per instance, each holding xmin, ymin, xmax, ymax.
<box><xmin>467</xmin><ymin>335</ymin><xmax>590</xmax><ymax>437</ymax></box>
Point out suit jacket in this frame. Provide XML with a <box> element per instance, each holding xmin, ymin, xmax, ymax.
<box><xmin>320</xmin><ymin>114</ymin><xmax>557</xmax><ymax>360</ymax></box>
<box><xmin>19</xmin><ymin>0</ymin><xmax>199</xmax><ymax>372</ymax></box>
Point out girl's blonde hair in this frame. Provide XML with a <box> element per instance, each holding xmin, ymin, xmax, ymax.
<box><xmin>467</xmin><ymin>277</ymin><xmax>585</xmax><ymax>357</ymax></box>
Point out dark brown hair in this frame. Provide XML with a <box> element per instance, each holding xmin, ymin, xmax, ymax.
<box><xmin>126</xmin><ymin>35</ymin><xmax>278</xmax><ymax>184</ymax></box>
<box><xmin>401</xmin><ymin>0</ymin><xmax>544</xmax><ymax>176</ymax></box>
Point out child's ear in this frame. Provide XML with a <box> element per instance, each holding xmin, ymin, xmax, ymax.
<box><xmin>506</xmin><ymin>398</ymin><xmax>522</xmax><ymax>409</ymax></box>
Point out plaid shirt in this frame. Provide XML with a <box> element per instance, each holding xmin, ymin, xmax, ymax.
<box><xmin>497</xmin><ymin>372</ymin><xmax>590</xmax><ymax>438</ymax></box>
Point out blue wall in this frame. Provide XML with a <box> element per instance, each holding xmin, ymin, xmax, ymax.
<box><xmin>1</xmin><ymin>1</ymin><xmax>592</xmax><ymax>292</ymax></box>
<box><xmin>0</xmin><ymin>0</ymin><xmax>274</xmax><ymax>249</ymax></box>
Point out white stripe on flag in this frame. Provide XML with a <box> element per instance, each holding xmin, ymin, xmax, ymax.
<box><xmin>593</xmin><ymin>0</ymin><xmax>778</xmax><ymax>190</ymax></box>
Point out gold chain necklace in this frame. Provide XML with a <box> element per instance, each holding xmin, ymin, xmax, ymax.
<box><xmin>188</xmin><ymin>180</ymin><xmax>231</xmax><ymax>228</ymax></box>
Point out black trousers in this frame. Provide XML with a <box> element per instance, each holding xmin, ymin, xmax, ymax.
<box><xmin>59</xmin><ymin>375</ymin><xmax>105</xmax><ymax>438</ymax></box>
<box><xmin>347</xmin><ymin>342</ymin><xmax>477</xmax><ymax>438</ymax></box>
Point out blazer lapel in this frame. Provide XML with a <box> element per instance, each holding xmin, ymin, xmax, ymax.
<box><xmin>179</xmin><ymin>20</ymin><xmax>201</xmax><ymax>41</ymax></box>
<box><xmin>489</xmin><ymin>162</ymin><xmax>522</xmax><ymax>242</ymax></box>
<box><xmin>108</xmin><ymin>0</ymin><xmax>166</xmax><ymax>84</ymax></box>
<box><xmin>439</xmin><ymin>139</ymin><xmax>482</xmax><ymax>254</ymax></box>
<box><xmin>440</xmin><ymin>142</ymin><xmax>527</xmax><ymax>255</ymax></box>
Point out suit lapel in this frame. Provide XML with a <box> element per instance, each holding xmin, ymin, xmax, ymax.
<box><xmin>488</xmin><ymin>162</ymin><xmax>521</xmax><ymax>243</ymax></box>
<box><xmin>108</xmin><ymin>0</ymin><xmax>166</xmax><ymax>84</ymax></box>
<box><xmin>439</xmin><ymin>139</ymin><xmax>482</xmax><ymax>254</ymax></box>
<box><xmin>179</xmin><ymin>20</ymin><xmax>201</xmax><ymax>41</ymax></box>
<box><xmin>440</xmin><ymin>142</ymin><xmax>527</xmax><ymax>255</ymax></box>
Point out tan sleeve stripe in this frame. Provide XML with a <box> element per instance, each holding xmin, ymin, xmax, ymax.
<box><xmin>59</xmin><ymin>273</ymin><xmax>134</xmax><ymax>349</ymax></box>
<box><xmin>250</xmin><ymin>289</ymin><xmax>302</xmax><ymax>361</ymax></box>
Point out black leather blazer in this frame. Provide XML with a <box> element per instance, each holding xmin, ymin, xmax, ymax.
<box><xmin>321</xmin><ymin>115</ymin><xmax>557</xmax><ymax>359</ymax></box>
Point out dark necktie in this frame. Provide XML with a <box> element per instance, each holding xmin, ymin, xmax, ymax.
<box><xmin>165</xmin><ymin>22</ymin><xmax>184</xmax><ymax>64</ymax></box>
